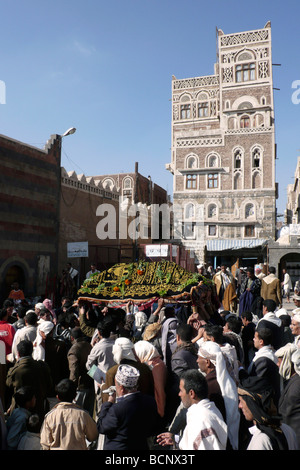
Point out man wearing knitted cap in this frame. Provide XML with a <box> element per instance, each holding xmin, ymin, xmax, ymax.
<box><xmin>97</xmin><ymin>364</ymin><xmax>161</xmax><ymax>450</ymax></box>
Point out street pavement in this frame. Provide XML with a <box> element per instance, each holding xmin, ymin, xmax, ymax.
<box><xmin>281</xmin><ymin>295</ymin><xmax>298</xmax><ymax>315</ymax></box>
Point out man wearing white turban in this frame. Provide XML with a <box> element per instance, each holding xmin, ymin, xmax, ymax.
<box><xmin>276</xmin><ymin>343</ymin><xmax>297</xmax><ymax>383</ymax></box>
<box><xmin>101</xmin><ymin>337</ymin><xmax>154</xmax><ymax>403</ymax></box>
<box><xmin>32</xmin><ymin>319</ymin><xmax>69</xmax><ymax>395</ymax></box>
<box><xmin>33</xmin><ymin>321</ymin><xmax>54</xmax><ymax>361</ymax></box>
<box><xmin>197</xmin><ymin>341</ymin><xmax>240</xmax><ymax>450</ymax></box>
<box><xmin>112</xmin><ymin>337</ymin><xmax>136</xmax><ymax>364</ymax></box>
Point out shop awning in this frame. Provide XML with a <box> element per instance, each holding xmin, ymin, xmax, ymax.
<box><xmin>206</xmin><ymin>238</ymin><xmax>267</xmax><ymax>252</ymax></box>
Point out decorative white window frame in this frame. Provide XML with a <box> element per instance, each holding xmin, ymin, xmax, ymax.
<box><xmin>207</xmin><ymin>172</ymin><xmax>219</xmax><ymax>190</ymax></box>
<box><xmin>240</xmin><ymin>114</ymin><xmax>251</xmax><ymax>128</ymax></box>
<box><xmin>232</xmin><ymin>95</ymin><xmax>259</xmax><ymax>110</ymax></box>
<box><xmin>196</xmin><ymin>90</ymin><xmax>210</xmax><ymax>119</ymax></box>
<box><xmin>123</xmin><ymin>176</ymin><xmax>133</xmax><ymax>189</ymax></box>
<box><xmin>205</xmin><ymin>151</ymin><xmax>221</xmax><ymax>168</ymax></box>
<box><xmin>185</xmin><ymin>153</ymin><xmax>199</xmax><ymax>169</ymax></box>
<box><xmin>179</xmin><ymin>93</ymin><xmax>192</xmax><ymax>120</ymax></box>
<box><xmin>232</xmin><ymin>146</ymin><xmax>244</xmax><ymax>190</ymax></box>
<box><xmin>245</xmin><ymin>202</ymin><xmax>256</xmax><ymax>220</ymax></box>
<box><xmin>250</xmin><ymin>144</ymin><xmax>264</xmax><ymax>189</ymax></box>
<box><xmin>183</xmin><ymin>202</ymin><xmax>197</xmax><ymax>239</ymax></box>
<box><xmin>234</xmin><ymin>50</ymin><xmax>256</xmax><ymax>84</ymax></box>
<box><xmin>207</xmin><ymin>202</ymin><xmax>218</xmax><ymax>220</ymax></box>
<box><xmin>261</xmin><ymin>96</ymin><xmax>267</xmax><ymax>105</ymax></box>
<box><xmin>185</xmin><ymin>202</ymin><xmax>196</xmax><ymax>220</ymax></box>
<box><xmin>185</xmin><ymin>173</ymin><xmax>198</xmax><ymax>190</ymax></box>
<box><xmin>235</xmin><ymin>49</ymin><xmax>256</xmax><ymax>63</ymax></box>
<box><xmin>102</xmin><ymin>178</ymin><xmax>115</xmax><ymax>191</ymax></box>
<box><xmin>241</xmin><ymin>199</ymin><xmax>257</xmax><ymax>221</ymax></box>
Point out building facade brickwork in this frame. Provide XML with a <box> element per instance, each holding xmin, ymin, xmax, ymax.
<box><xmin>0</xmin><ymin>134</ymin><xmax>61</xmax><ymax>301</ymax></box>
<box><xmin>166</xmin><ymin>22</ymin><xmax>277</xmax><ymax>266</ymax></box>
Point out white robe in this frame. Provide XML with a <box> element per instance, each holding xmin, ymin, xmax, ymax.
<box><xmin>179</xmin><ymin>399</ymin><xmax>227</xmax><ymax>450</ymax></box>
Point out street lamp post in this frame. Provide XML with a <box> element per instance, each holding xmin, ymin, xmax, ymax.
<box><xmin>56</xmin><ymin>126</ymin><xmax>77</xmax><ymax>300</ymax></box>
<box><xmin>62</xmin><ymin>127</ymin><xmax>76</xmax><ymax>137</ymax></box>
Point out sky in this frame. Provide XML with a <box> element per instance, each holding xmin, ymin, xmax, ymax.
<box><xmin>0</xmin><ymin>0</ymin><xmax>299</xmax><ymax>217</ymax></box>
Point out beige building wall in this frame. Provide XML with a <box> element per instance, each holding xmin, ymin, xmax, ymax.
<box><xmin>167</xmin><ymin>22</ymin><xmax>277</xmax><ymax>264</ymax></box>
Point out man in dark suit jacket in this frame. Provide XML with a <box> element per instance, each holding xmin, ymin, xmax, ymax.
<box><xmin>171</xmin><ymin>324</ymin><xmax>198</xmax><ymax>383</ymax></box>
<box><xmin>97</xmin><ymin>364</ymin><xmax>161</xmax><ymax>450</ymax></box>
<box><xmin>169</xmin><ymin>324</ymin><xmax>198</xmax><ymax>419</ymax></box>
<box><xmin>239</xmin><ymin>328</ymin><xmax>281</xmax><ymax>407</ymax></box>
<box><xmin>256</xmin><ymin>299</ymin><xmax>284</xmax><ymax>350</ymax></box>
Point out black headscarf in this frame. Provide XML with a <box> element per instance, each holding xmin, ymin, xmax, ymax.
<box><xmin>238</xmin><ymin>376</ymin><xmax>288</xmax><ymax>450</ymax></box>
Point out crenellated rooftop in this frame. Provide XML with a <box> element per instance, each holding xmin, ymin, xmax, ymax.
<box><xmin>61</xmin><ymin>167</ymin><xmax>119</xmax><ymax>199</ymax></box>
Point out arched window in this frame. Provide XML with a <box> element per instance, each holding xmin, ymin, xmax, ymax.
<box><xmin>185</xmin><ymin>203</ymin><xmax>195</xmax><ymax>219</ymax></box>
<box><xmin>238</xmin><ymin>101</ymin><xmax>253</xmax><ymax>110</ymax></box>
<box><xmin>245</xmin><ymin>203</ymin><xmax>255</xmax><ymax>219</ymax></box>
<box><xmin>180</xmin><ymin>94</ymin><xmax>191</xmax><ymax>119</ymax></box>
<box><xmin>209</xmin><ymin>156</ymin><xmax>217</xmax><ymax>167</ymax></box>
<box><xmin>102</xmin><ymin>178</ymin><xmax>114</xmax><ymax>190</ymax></box>
<box><xmin>208</xmin><ymin>204</ymin><xmax>217</xmax><ymax>218</ymax></box>
<box><xmin>237</xmin><ymin>51</ymin><xmax>254</xmax><ymax>62</ymax></box>
<box><xmin>207</xmin><ymin>154</ymin><xmax>220</xmax><ymax>168</ymax></box>
<box><xmin>197</xmin><ymin>92</ymin><xmax>209</xmax><ymax>118</ymax></box>
<box><xmin>234</xmin><ymin>149</ymin><xmax>242</xmax><ymax>169</ymax></box>
<box><xmin>240</xmin><ymin>115</ymin><xmax>250</xmax><ymax>128</ymax></box>
<box><xmin>123</xmin><ymin>177</ymin><xmax>132</xmax><ymax>189</ymax></box>
<box><xmin>252</xmin><ymin>148</ymin><xmax>261</xmax><ymax>168</ymax></box>
<box><xmin>186</xmin><ymin>155</ymin><xmax>197</xmax><ymax>169</ymax></box>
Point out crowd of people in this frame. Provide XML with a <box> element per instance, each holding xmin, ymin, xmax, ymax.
<box><xmin>1</xmin><ymin>262</ymin><xmax>300</xmax><ymax>451</ymax></box>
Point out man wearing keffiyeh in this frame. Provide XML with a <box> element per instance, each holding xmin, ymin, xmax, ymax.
<box><xmin>238</xmin><ymin>376</ymin><xmax>298</xmax><ymax>450</ymax></box>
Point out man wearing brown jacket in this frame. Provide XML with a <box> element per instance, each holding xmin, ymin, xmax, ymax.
<box><xmin>260</xmin><ymin>266</ymin><xmax>282</xmax><ymax>307</ymax></box>
<box><xmin>40</xmin><ymin>379</ymin><xmax>98</xmax><ymax>450</ymax></box>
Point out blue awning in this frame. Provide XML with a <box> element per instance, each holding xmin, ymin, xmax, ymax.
<box><xmin>206</xmin><ymin>238</ymin><xmax>267</xmax><ymax>252</ymax></box>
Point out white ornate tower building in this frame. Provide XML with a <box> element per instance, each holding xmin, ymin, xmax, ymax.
<box><xmin>166</xmin><ymin>22</ymin><xmax>277</xmax><ymax>266</ymax></box>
